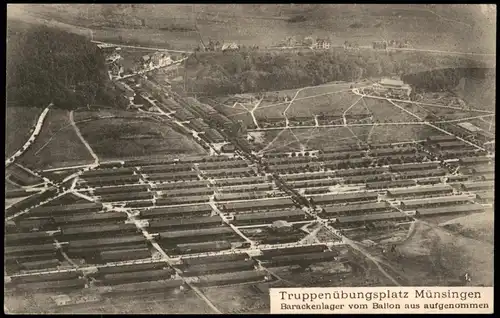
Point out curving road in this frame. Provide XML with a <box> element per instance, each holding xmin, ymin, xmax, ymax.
<box><xmin>69</xmin><ymin>110</ymin><xmax>99</xmax><ymax>165</ymax></box>
<box><xmin>5</xmin><ymin>103</ymin><xmax>52</xmax><ymax>168</ymax></box>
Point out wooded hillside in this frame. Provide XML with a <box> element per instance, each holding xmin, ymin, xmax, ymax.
<box><xmin>6</xmin><ymin>20</ymin><xmax>123</xmax><ymax>109</ymax></box>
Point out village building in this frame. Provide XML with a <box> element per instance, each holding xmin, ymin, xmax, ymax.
<box><xmin>314</xmin><ymin>38</ymin><xmax>331</xmax><ymax>50</ymax></box>
<box><xmin>372</xmin><ymin>78</ymin><xmax>412</xmax><ymax>97</ymax></box>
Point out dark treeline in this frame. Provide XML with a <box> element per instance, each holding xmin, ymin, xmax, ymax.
<box><xmin>185</xmin><ymin>49</ymin><xmax>489</xmax><ymax>96</ymax></box>
<box><xmin>6</xmin><ymin>21</ymin><xmax>124</xmax><ymax>109</ymax></box>
<box><xmin>402</xmin><ymin>67</ymin><xmax>495</xmax><ymax>92</ymax></box>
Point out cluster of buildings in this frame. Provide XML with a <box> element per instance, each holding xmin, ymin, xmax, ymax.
<box><xmin>370</xmin><ymin>78</ymin><xmax>412</xmax><ymax>98</ymax></box>
<box><xmin>140</xmin><ymin>52</ymin><xmax>173</xmax><ymax>69</ymax></box>
<box><xmin>372</xmin><ymin>39</ymin><xmax>411</xmax><ymax>50</ymax></box>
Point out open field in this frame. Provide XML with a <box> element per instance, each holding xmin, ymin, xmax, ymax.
<box><xmin>286</xmin><ymin>92</ymin><xmax>360</xmax><ymax>119</ymax></box>
<box><xmin>17</xmin><ymin>109</ymin><xmax>94</xmax><ymax>170</ymax></box>
<box><xmin>392</xmin><ymin>220</ymin><xmax>493</xmax><ymax>286</ymax></box>
<box><xmin>367</xmin><ymin>124</ymin><xmax>443</xmax><ymax>144</ymax></box>
<box><xmin>439</xmin><ymin>209</ymin><xmax>494</xmax><ymax>244</ymax></box>
<box><xmin>5</xmin><ymin>289</ymin><xmax>214</xmax><ymax>314</ymax></box>
<box><xmin>12</xmin><ymin>4</ymin><xmax>495</xmax><ymax>53</ymax></box>
<box><xmin>76</xmin><ymin>116</ymin><xmax>207</xmax><ymax>160</ymax></box>
<box><xmin>255</xmin><ymin>127</ymin><xmax>361</xmax><ymax>153</ymax></box>
<box><xmin>364</xmin><ymin>98</ymin><xmax>426</xmax><ymax>122</ymax></box>
<box><xmin>5</xmin><ymin>107</ymin><xmax>43</xmax><ymax>159</ymax></box>
<box><xmin>201</xmin><ymin>284</ymin><xmax>270</xmax><ymax>314</ymax></box>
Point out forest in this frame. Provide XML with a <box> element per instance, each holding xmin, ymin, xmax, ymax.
<box><xmin>6</xmin><ymin>21</ymin><xmax>124</xmax><ymax>109</ymax></box>
<box><xmin>184</xmin><ymin>49</ymin><xmax>489</xmax><ymax>96</ymax></box>
<box><xmin>402</xmin><ymin>67</ymin><xmax>495</xmax><ymax>91</ymax></box>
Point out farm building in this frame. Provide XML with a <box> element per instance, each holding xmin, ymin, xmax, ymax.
<box><xmin>20</xmin><ymin>259</ymin><xmax>60</xmax><ymax>271</ymax></box>
<box><xmin>304</xmin><ymin>188</ymin><xmax>329</xmax><ymax>195</ymax></box>
<box><xmin>97</xmin><ymin>262</ymin><xmax>169</xmax><ymax>275</ymax></box>
<box><xmin>92</xmin><ymin>184</ymin><xmax>150</xmax><ymax>195</ymax></box>
<box><xmin>335</xmin><ymin>167</ymin><xmax>388</xmax><ymax>177</ymax></box>
<box><xmin>29</xmin><ymin>203</ymin><xmax>103</xmax><ymax>216</ymax></box>
<box><xmin>372</xmin><ymin>78</ymin><xmax>412</xmax><ymax>97</ymax></box>
<box><xmin>400</xmin><ymin>195</ymin><xmax>473</xmax><ymax>209</ymax></box>
<box><xmin>215</xmin><ymin>191</ymin><xmax>271</xmax><ymax>201</ymax></box>
<box><xmin>67</xmin><ymin>235</ymin><xmax>146</xmax><ymax>250</ymax></box>
<box><xmin>99</xmin><ymin>248</ymin><xmax>152</xmax><ymax>263</ymax></box>
<box><xmin>439</xmin><ymin>149</ymin><xmax>481</xmax><ymax>159</ymax></box>
<box><xmin>460</xmin><ymin>181</ymin><xmax>494</xmax><ymax>192</ymax></box>
<box><xmin>283</xmin><ymin>171</ymin><xmax>336</xmax><ymax>181</ymax></box>
<box><xmin>387</xmin><ymin>185</ymin><xmax>453</xmax><ymax>198</ymax></box>
<box><xmin>397</xmin><ymin>168</ymin><xmax>447</xmax><ymax>179</ymax></box>
<box><xmin>82</xmin><ymin>175</ymin><xmax>141</xmax><ymax>186</ymax></box>
<box><xmin>369</xmin><ymin>146</ymin><xmax>416</xmax><ymax>157</ymax></box>
<box><xmin>125</xmin><ymin>200</ymin><xmax>154</xmax><ymax>208</ymax></box>
<box><xmin>220</xmin><ymin>197</ymin><xmax>296</xmax><ymax>212</ymax></box>
<box><xmin>321</xmin><ymin>202</ymin><xmax>389</xmax><ymax>217</ymax></box>
<box><xmin>148</xmin><ymin>216</ymin><xmax>223</xmax><ymax>231</ymax></box>
<box><xmin>139</xmin><ymin>163</ymin><xmax>193</xmax><ymax>173</ymax></box>
<box><xmin>81</xmin><ymin>168</ymin><xmax>136</xmax><ymax>178</ymax></box>
<box><xmin>416</xmin><ymin>203</ymin><xmax>484</xmax><ymax>217</ymax></box>
<box><xmin>123</xmin><ymin>157</ymin><xmax>177</xmax><ymax>167</ymax></box>
<box><xmin>175</xmin><ymin>241</ymin><xmax>232</xmax><ymax>254</ymax></box>
<box><xmin>99</xmin><ymin>191</ymin><xmax>154</xmax><ymax>202</ymax></box>
<box><xmin>182</xmin><ymin>253</ymin><xmax>249</xmax><ymax>266</ymax></box>
<box><xmin>162</xmin><ymin>187</ymin><xmax>214</xmax><ymax>197</ymax></box>
<box><xmin>214</xmin><ymin>176</ymin><xmax>268</xmax><ymax>186</ymax></box>
<box><xmin>344</xmin><ymin>173</ymin><xmax>393</xmax><ymax>184</ymax></box>
<box><xmin>156</xmin><ymin>195</ymin><xmax>211</xmax><ymax>205</ymax></box>
<box><xmin>427</xmin><ymin>135</ymin><xmax>457</xmax><ymax>144</ymax></box>
<box><xmin>291</xmin><ymin>179</ymin><xmax>338</xmax><ymax>188</ymax></box>
<box><xmin>308</xmin><ymin>192</ymin><xmax>378</xmax><ymax>205</ymax></box>
<box><xmin>5</xmin><ymin>243</ymin><xmax>57</xmax><ymax>260</ymax></box>
<box><xmin>198</xmin><ymin>159</ymin><xmax>248</xmax><ymax>170</ymax></box>
<box><xmin>203</xmin><ymin>128</ymin><xmax>225</xmax><ymax>143</ymax></box>
<box><xmin>446</xmin><ymin>175</ymin><xmax>471</xmax><ymax>183</ymax></box>
<box><xmin>220</xmin><ymin>183</ymin><xmax>273</xmax><ymax>193</ymax></box>
<box><xmin>390</xmin><ymin>162</ymin><xmax>440</xmax><ymax>172</ymax></box>
<box><xmin>154</xmin><ymin>180</ymin><xmax>209</xmax><ymax>190</ymax></box>
<box><xmin>10</xmin><ymin>270</ymin><xmax>83</xmax><ymax>284</ymax></box>
<box><xmin>158</xmin><ymin>227</ymin><xmax>236</xmax><ymax>243</ymax></box>
<box><xmin>140</xmin><ymin>204</ymin><xmax>213</xmax><ymax>219</ymax></box>
<box><xmin>52</xmin><ymin>212</ymin><xmax>127</xmax><ymax>227</ymax></box>
<box><xmin>194</xmin><ymin>270</ymin><xmax>268</xmax><ymax>287</ymax></box>
<box><xmin>260</xmin><ymin>244</ymin><xmax>327</xmax><ymax>259</ymax></box>
<box><xmin>221</xmin><ymin>144</ymin><xmax>236</xmax><ymax>152</ymax></box>
<box><xmin>103</xmin><ymin>279</ymin><xmax>184</xmax><ymax>296</ymax></box>
<box><xmin>317</xmin><ymin>151</ymin><xmax>365</xmax><ymax>161</ymax></box>
<box><xmin>435</xmin><ymin>140</ymin><xmax>469</xmax><ymax>150</ymax></box>
<box><xmin>269</xmin><ymin>162</ymin><xmax>322</xmax><ymax>173</ymax></box>
<box><xmin>324</xmin><ymin>158</ymin><xmax>372</xmax><ymax>169</ymax></box>
<box><xmin>203</xmin><ymin>167</ymin><xmax>254</xmax><ymax>178</ymax></box>
<box><xmin>182</xmin><ymin>259</ymin><xmax>255</xmax><ymax>276</ymax></box>
<box><xmin>61</xmin><ymin>224</ymin><xmax>139</xmax><ymax>238</ymax></box>
<box><xmin>459</xmin><ymin>156</ymin><xmax>492</xmax><ymax>166</ymax></box>
<box><xmin>14</xmin><ymin>278</ymin><xmax>87</xmax><ymax>292</ymax></box>
<box><xmin>5</xmin><ymin>189</ymin><xmax>31</xmax><ymax>199</ymax></box>
<box><xmin>264</xmin><ymin>250</ymin><xmax>339</xmax><ymax>267</ymax></box>
<box><xmin>416</xmin><ymin>177</ymin><xmax>442</xmax><ymax>185</ymax></box>
<box><xmin>335</xmin><ymin>211</ymin><xmax>410</xmax><ymax>227</ymax></box>
<box><xmin>99</xmin><ymin>268</ymin><xmax>176</xmax><ymax>286</ymax></box>
<box><xmin>145</xmin><ymin>171</ymin><xmax>199</xmax><ymax>182</ymax></box>
<box><xmin>6</xmin><ymin>231</ymin><xmax>57</xmax><ymax>245</ymax></box>
<box><xmin>232</xmin><ymin>209</ymin><xmax>306</xmax><ymax>225</ymax></box>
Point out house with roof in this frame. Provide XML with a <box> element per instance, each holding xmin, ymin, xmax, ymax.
<box><xmin>314</xmin><ymin>38</ymin><xmax>331</xmax><ymax>50</ymax></box>
<box><xmin>372</xmin><ymin>78</ymin><xmax>412</xmax><ymax>97</ymax></box>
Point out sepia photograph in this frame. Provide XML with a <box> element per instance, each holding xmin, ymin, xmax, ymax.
<box><xmin>5</xmin><ymin>4</ymin><xmax>495</xmax><ymax>314</ymax></box>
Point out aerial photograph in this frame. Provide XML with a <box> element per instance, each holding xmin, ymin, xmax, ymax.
<box><xmin>5</xmin><ymin>4</ymin><xmax>495</xmax><ymax>314</ymax></box>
